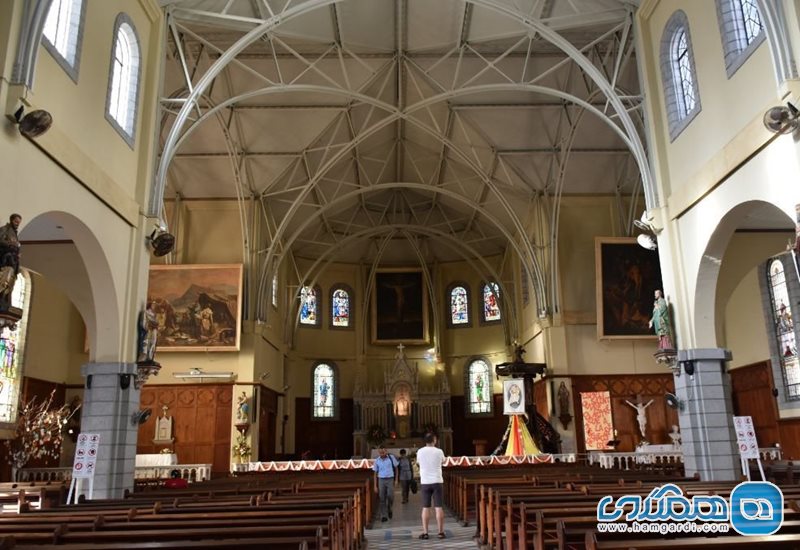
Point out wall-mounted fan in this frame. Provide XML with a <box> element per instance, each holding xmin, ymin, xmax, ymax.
<box><xmin>131</xmin><ymin>408</ymin><xmax>153</xmax><ymax>426</ymax></box>
<box><xmin>665</xmin><ymin>392</ymin><xmax>684</xmax><ymax>411</ymax></box>
<box><xmin>763</xmin><ymin>103</ymin><xmax>800</xmax><ymax>135</ymax></box>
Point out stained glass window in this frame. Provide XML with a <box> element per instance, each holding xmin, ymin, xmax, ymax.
<box><xmin>312</xmin><ymin>363</ymin><xmax>335</xmax><ymax>418</ymax></box>
<box><xmin>272</xmin><ymin>275</ymin><xmax>278</xmax><ymax>308</ymax></box>
<box><xmin>767</xmin><ymin>259</ymin><xmax>800</xmax><ymax>400</ymax></box>
<box><xmin>482</xmin><ymin>282</ymin><xmax>501</xmax><ymax>323</ymax></box>
<box><xmin>331</xmin><ymin>287</ymin><xmax>350</xmax><ymax>327</ymax></box>
<box><xmin>299</xmin><ymin>285</ymin><xmax>320</xmax><ymax>326</ymax></box>
<box><xmin>450</xmin><ymin>286</ymin><xmax>469</xmax><ymax>325</ymax></box>
<box><xmin>0</xmin><ymin>272</ymin><xmax>30</xmax><ymax>425</ymax></box>
<box><xmin>466</xmin><ymin>358</ymin><xmax>492</xmax><ymax>415</ymax></box>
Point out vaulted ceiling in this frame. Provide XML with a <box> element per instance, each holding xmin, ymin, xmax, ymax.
<box><xmin>156</xmin><ymin>0</ymin><xmax>647</xmax><ymax>317</ymax></box>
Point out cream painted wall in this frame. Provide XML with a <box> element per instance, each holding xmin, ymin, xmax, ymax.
<box><xmin>28</xmin><ymin>0</ymin><xmax>162</xmax><ymax>204</ymax></box>
<box><xmin>637</xmin><ymin>0</ymin><xmax>777</xmax><ymax>203</ymax></box>
<box><xmin>724</xmin><ymin>266</ymin><xmax>770</xmax><ymax>369</ymax></box>
<box><xmin>717</xmin><ymin>231</ymin><xmax>792</xmax><ymax>349</ymax></box>
<box><xmin>23</xmin><ymin>272</ymin><xmax>88</xmax><ymax>385</ymax></box>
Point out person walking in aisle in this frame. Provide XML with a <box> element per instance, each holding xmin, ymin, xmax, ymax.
<box><xmin>417</xmin><ymin>432</ymin><xmax>446</xmax><ymax>539</ymax></box>
<box><xmin>372</xmin><ymin>446</ymin><xmax>398</xmax><ymax>522</ymax></box>
<box><xmin>397</xmin><ymin>449</ymin><xmax>414</xmax><ymax>503</ymax></box>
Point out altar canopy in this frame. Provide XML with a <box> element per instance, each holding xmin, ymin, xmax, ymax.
<box><xmin>353</xmin><ymin>345</ymin><xmax>453</xmax><ymax>456</ymax></box>
<box><xmin>504</xmin><ymin>415</ymin><xmax>541</xmax><ymax>456</ymax></box>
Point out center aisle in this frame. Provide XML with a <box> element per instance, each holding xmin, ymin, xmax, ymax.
<box><xmin>364</xmin><ymin>486</ymin><xmax>478</xmax><ymax>549</ymax></box>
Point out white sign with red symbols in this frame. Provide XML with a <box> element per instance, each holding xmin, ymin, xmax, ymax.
<box><xmin>72</xmin><ymin>433</ymin><xmax>100</xmax><ymax>479</ymax></box>
<box><xmin>733</xmin><ymin>416</ymin><xmax>759</xmax><ymax>459</ymax></box>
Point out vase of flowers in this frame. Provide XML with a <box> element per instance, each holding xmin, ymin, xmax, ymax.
<box><xmin>5</xmin><ymin>390</ymin><xmax>80</xmax><ymax>481</ymax></box>
<box><xmin>232</xmin><ymin>433</ymin><xmax>251</xmax><ymax>464</ymax></box>
<box><xmin>366</xmin><ymin>424</ymin><xmax>386</xmax><ymax>447</ymax></box>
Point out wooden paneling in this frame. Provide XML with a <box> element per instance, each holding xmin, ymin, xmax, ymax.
<box><xmin>778</xmin><ymin>419</ymin><xmax>800</xmax><ymax>460</ymax></box>
<box><xmin>138</xmin><ymin>384</ymin><xmax>232</xmax><ymax>475</ymax></box>
<box><xmin>450</xmin><ymin>395</ymin><xmax>507</xmax><ymax>456</ymax></box>
<box><xmin>258</xmin><ymin>385</ymin><xmax>279</xmax><ymax>460</ymax></box>
<box><xmin>294</xmin><ymin>398</ymin><xmax>353</xmax><ymax>459</ymax></box>
<box><xmin>730</xmin><ymin>361</ymin><xmax>780</xmax><ymax>448</ymax></box>
<box><xmin>571</xmin><ymin>374</ymin><xmax>677</xmax><ymax>453</ymax></box>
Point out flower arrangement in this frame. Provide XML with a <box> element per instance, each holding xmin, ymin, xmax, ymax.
<box><xmin>366</xmin><ymin>424</ymin><xmax>386</xmax><ymax>446</ymax></box>
<box><xmin>232</xmin><ymin>432</ymin><xmax>251</xmax><ymax>462</ymax></box>
<box><xmin>5</xmin><ymin>390</ymin><xmax>80</xmax><ymax>471</ymax></box>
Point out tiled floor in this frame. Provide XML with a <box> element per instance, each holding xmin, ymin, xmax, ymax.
<box><xmin>364</xmin><ymin>487</ymin><xmax>478</xmax><ymax>549</ymax></box>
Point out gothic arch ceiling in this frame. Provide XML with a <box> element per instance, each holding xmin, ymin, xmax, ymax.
<box><xmin>157</xmin><ymin>0</ymin><xmax>645</xmax><ymax>317</ymax></box>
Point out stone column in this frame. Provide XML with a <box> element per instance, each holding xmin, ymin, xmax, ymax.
<box><xmin>674</xmin><ymin>348</ymin><xmax>739</xmax><ymax>481</ymax></box>
<box><xmin>78</xmin><ymin>362</ymin><xmax>140</xmax><ymax>499</ymax></box>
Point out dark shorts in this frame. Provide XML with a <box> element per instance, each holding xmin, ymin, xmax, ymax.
<box><xmin>421</xmin><ymin>483</ymin><xmax>443</xmax><ymax>508</ymax></box>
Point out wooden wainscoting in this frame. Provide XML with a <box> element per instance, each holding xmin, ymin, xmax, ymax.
<box><xmin>571</xmin><ymin>374</ymin><xmax>677</xmax><ymax>453</ymax></box>
<box><xmin>294</xmin><ymin>398</ymin><xmax>353</xmax><ymax>460</ymax></box>
<box><xmin>138</xmin><ymin>384</ymin><xmax>232</xmax><ymax>476</ymax></box>
<box><xmin>450</xmin><ymin>394</ymin><xmax>507</xmax><ymax>456</ymax></box>
<box><xmin>730</xmin><ymin>361</ymin><xmax>780</xmax><ymax>448</ymax></box>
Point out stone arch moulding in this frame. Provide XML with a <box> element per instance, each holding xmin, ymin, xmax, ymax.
<box><xmin>693</xmin><ymin>200</ymin><xmax>793</xmax><ymax>349</ymax></box>
<box><xmin>18</xmin><ymin>210</ymin><xmax>121</xmax><ymax>362</ymax></box>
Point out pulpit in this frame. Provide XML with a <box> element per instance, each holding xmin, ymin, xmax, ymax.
<box><xmin>353</xmin><ymin>345</ymin><xmax>452</xmax><ymax>456</ymax></box>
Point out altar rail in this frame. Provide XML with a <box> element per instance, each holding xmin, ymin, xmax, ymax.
<box><xmin>233</xmin><ymin>453</ymin><xmax>577</xmax><ymax>473</ymax></box>
<box><xmin>17</xmin><ymin>464</ymin><xmax>212</xmax><ymax>483</ymax></box>
<box><xmin>586</xmin><ymin>446</ymin><xmax>782</xmax><ymax>470</ymax></box>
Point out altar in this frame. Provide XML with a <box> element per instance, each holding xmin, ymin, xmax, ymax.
<box><xmin>353</xmin><ymin>345</ymin><xmax>453</xmax><ymax>457</ymax></box>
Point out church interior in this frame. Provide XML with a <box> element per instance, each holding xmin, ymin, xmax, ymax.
<box><xmin>2</xmin><ymin>0</ymin><xmax>800</xmax><ymax>545</ymax></box>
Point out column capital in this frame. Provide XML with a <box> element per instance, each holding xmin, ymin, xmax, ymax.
<box><xmin>81</xmin><ymin>362</ymin><xmax>137</xmax><ymax>377</ymax></box>
<box><xmin>677</xmin><ymin>348</ymin><xmax>732</xmax><ymax>362</ymax></box>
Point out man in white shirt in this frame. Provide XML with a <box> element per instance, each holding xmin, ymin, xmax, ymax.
<box><xmin>416</xmin><ymin>432</ymin><xmax>446</xmax><ymax>539</ymax></box>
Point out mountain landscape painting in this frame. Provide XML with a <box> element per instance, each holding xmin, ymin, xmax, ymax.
<box><xmin>147</xmin><ymin>264</ymin><xmax>243</xmax><ymax>351</ymax></box>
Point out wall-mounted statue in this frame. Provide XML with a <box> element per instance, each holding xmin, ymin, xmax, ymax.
<box><xmin>0</xmin><ymin>213</ymin><xmax>22</xmax><ymax>313</ymax></box>
<box><xmin>137</xmin><ymin>301</ymin><xmax>160</xmax><ymax>364</ymax></box>
<box><xmin>649</xmin><ymin>290</ymin><xmax>675</xmax><ymax>350</ymax></box>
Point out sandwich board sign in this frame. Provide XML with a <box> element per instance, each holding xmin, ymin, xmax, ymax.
<box><xmin>67</xmin><ymin>433</ymin><xmax>100</xmax><ymax>503</ymax></box>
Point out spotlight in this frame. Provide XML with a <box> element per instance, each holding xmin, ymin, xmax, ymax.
<box><xmin>131</xmin><ymin>408</ymin><xmax>152</xmax><ymax>426</ymax></box>
<box><xmin>665</xmin><ymin>392</ymin><xmax>684</xmax><ymax>411</ymax></box>
<box><xmin>13</xmin><ymin>106</ymin><xmax>53</xmax><ymax>138</ymax></box>
<box><xmin>148</xmin><ymin>227</ymin><xmax>175</xmax><ymax>257</ymax></box>
<box><xmin>636</xmin><ymin>233</ymin><xmax>657</xmax><ymax>250</ymax></box>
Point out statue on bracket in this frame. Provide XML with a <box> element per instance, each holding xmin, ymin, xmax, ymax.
<box><xmin>0</xmin><ymin>213</ymin><xmax>22</xmax><ymax>328</ymax></box>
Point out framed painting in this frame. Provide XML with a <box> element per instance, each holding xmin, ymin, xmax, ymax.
<box><xmin>595</xmin><ymin>237</ymin><xmax>663</xmax><ymax>340</ymax></box>
<box><xmin>147</xmin><ymin>264</ymin><xmax>243</xmax><ymax>351</ymax></box>
<box><xmin>371</xmin><ymin>268</ymin><xmax>429</xmax><ymax>344</ymax></box>
<box><xmin>503</xmin><ymin>379</ymin><xmax>525</xmax><ymax>415</ymax></box>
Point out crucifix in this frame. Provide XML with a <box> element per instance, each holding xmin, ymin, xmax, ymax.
<box><xmin>395</xmin><ymin>343</ymin><xmax>405</xmax><ymax>358</ymax></box>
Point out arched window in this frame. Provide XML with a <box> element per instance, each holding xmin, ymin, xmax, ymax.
<box><xmin>767</xmin><ymin>259</ymin><xmax>800</xmax><ymax>400</ymax></box>
<box><xmin>299</xmin><ymin>284</ymin><xmax>321</xmax><ymax>326</ymax></box>
<box><xmin>312</xmin><ymin>362</ymin><xmax>337</xmax><ymax>419</ymax></box>
<box><xmin>0</xmin><ymin>271</ymin><xmax>32</xmax><ymax>426</ymax></box>
<box><xmin>106</xmin><ymin>14</ymin><xmax>141</xmax><ymax>145</ymax></box>
<box><xmin>330</xmin><ymin>285</ymin><xmax>353</xmax><ymax>329</ymax></box>
<box><xmin>716</xmin><ymin>0</ymin><xmax>765</xmax><ymax>77</ymax></box>
<box><xmin>481</xmin><ymin>282</ymin><xmax>501</xmax><ymax>324</ymax></box>
<box><xmin>271</xmin><ymin>275</ymin><xmax>278</xmax><ymax>308</ymax></box>
<box><xmin>42</xmin><ymin>0</ymin><xmax>85</xmax><ymax>81</ymax></box>
<box><xmin>465</xmin><ymin>357</ymin><xmax>492</xmax><ymax>415</ymax></box>
<box><xmin>446</xmin><ymin>282</ymin><xmax>470</xmax><ymax>328</ymax></box>
<box><xmin>660</xmin><ymin>11</ymin><xmax>701</xmax><ymax>140</ymax></box>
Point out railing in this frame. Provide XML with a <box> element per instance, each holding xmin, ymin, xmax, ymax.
<box><xmin>17</xmin><ymin>464</ymin><xmax>212</xmax><ymax>483</ymax></box>
<box><xmin>587</xmin><ymin>446</ymin><xmax>783</xmax><ymax>470</ymax></box>
<box><xmin>234</xmin><ymin>453</ymin><xmax>578</xmax><ymax>473</ymax></box>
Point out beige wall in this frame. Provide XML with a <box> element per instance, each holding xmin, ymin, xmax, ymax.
<box><xmin>23</xmin><ymin>272</ymin><xmax>88</xmax><ymax>385</ymax></box>
<box><xmin>637</xmin><ymin>0</ymin><xmax>777</xmax><ymax>209</ymax></box>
